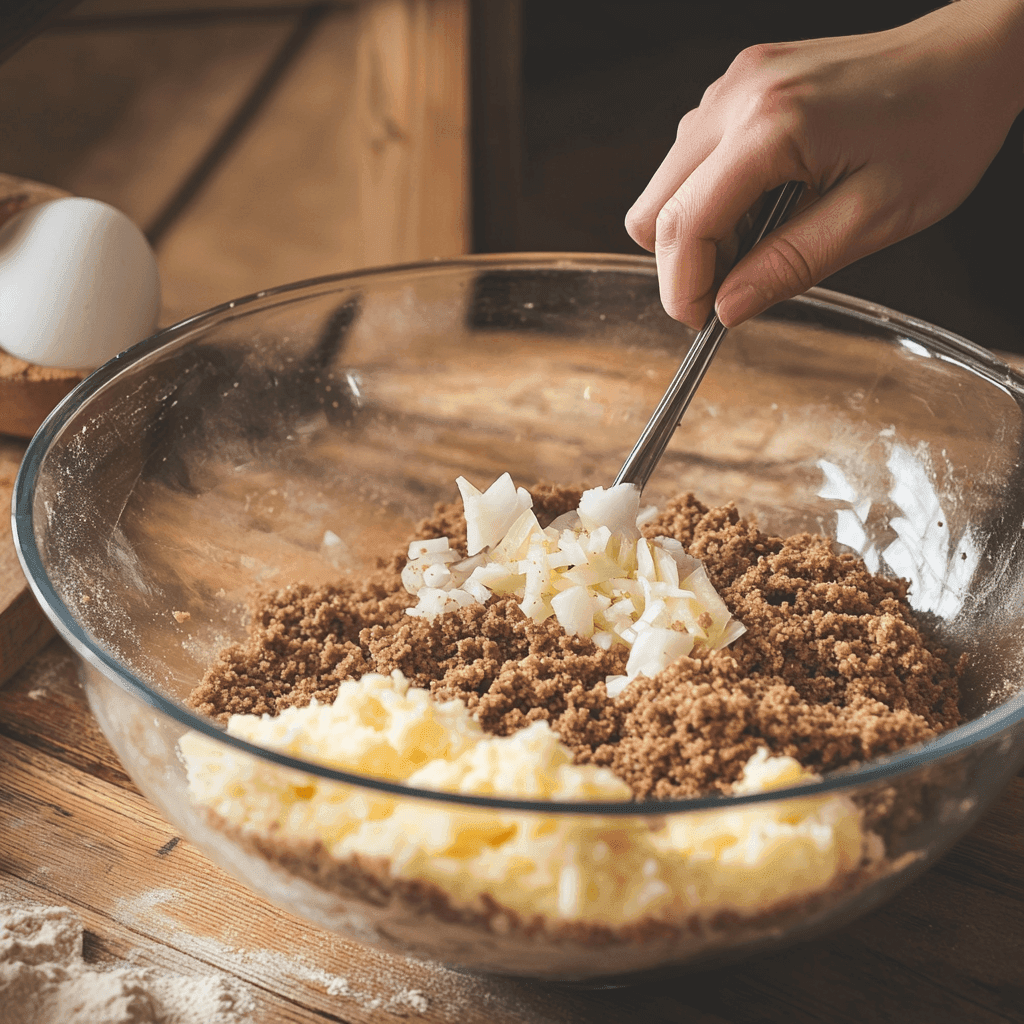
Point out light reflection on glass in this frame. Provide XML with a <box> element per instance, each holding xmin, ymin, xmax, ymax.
<box><xmin>817</xmin><ymin>444</ymin><xmax>980</xmax><ymax>618</ymax></box>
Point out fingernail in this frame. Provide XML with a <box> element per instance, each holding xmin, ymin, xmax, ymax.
<box><xmin>715</xmin><ymin>284</ymin><xmax>757</xmax><ymax>327</ymax></box>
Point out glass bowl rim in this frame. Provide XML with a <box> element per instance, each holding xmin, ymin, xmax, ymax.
<box><xmin>13</xmin><ymin>252</ymin><xmax>1024</xmax><ymax>816</ymax></box>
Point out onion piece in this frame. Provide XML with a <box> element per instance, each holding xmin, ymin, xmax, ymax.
<box><xmin>457</xmin><ymin>473</ymin><xmax>533</xmax><ymax>555</ymax></box>
<box><xmin>577</xmin><ymin>483</ymin><xmax>641</xmax><ymax>539</ymax></box>
<box><xmin>399</xmin><ymin>475</ymin><xmax>745</xmax><ymax>690</ymax></box>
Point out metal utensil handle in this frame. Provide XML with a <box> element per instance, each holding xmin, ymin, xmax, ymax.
<box><xmin>613</xmin><ymin>180</ymin><xmax>806</xmax><ymax>490</ymax></box>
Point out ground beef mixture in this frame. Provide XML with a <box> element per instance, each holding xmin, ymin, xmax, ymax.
<box><xmin>186</xmin><ymin>486</ymin><xmax>964</xmax><ymax>799</ymax></box>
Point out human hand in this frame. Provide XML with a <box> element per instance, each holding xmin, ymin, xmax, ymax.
<box><xmin>625</xmin><ymin>0</ymin><xmax>1024</xmax><ymax>329</ymax></box>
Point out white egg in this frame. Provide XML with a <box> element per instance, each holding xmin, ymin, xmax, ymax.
<box><xmin>0</xmin><ymin>197</ymin><xmax>160</xmax><ymax>370</ymax></box>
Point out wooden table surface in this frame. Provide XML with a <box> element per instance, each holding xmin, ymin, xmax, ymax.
<box><xmin>2</xmin><ymin>434</ymin><xmax>1024</xmax><ymax>1024</ymax></box>
<box><xmin>2</xmin><ymin>6</ymin><xmax>1023</xmax><ymax>1019</ymax></box>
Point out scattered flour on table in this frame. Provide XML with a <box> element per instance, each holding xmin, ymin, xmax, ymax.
<box><xmin>213</xmin><ymin>948</ymin><xmax>430</xmax><ymax>1016</ymax></box>
<box><xmin>14</xmin><ymin>643</ymin><xmax>78</xmax><ymax>701</ymax></box>
<box><xmin>0</xmin><ymin>902</ymin><xmax>252</xmax><ymax>1024</ymax></box>
<box><xmin>110</xmin><ymin>889</ymin><xmax>429</xmax><ymax>1017</ymax></box>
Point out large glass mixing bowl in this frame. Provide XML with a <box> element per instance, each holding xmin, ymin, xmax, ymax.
<box><xmin>13</xmin><ymin>254</ymin><xmax>1024</xmax><ymax>983</ymax></box>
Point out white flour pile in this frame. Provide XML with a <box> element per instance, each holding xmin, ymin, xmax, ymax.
<box><xmin>0</xmin><ymin>903</ymin><xmax>252</xmax><ymax>1024</ymax></box>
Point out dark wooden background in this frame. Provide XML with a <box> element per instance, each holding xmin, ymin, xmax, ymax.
<box><xmin>472</xmin><ymin>1</ymin><xmax>1024</xmax><ymax>354</ymax></box>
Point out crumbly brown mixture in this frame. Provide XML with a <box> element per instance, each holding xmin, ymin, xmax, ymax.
<box><xmin>186</xmin><ymin>487</ymin><xmax>963</xmax><ymax>798</ymax></box>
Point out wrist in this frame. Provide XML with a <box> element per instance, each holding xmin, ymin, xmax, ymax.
<box><xmin>937</xmin><ymin>0</ymin><xmax>1024</xmax><ymax>118</ymax></box>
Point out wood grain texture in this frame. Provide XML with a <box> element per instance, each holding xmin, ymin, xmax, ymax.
<box><xmin>1</xmin><ymin>639</ymin><xmax>1022</xmax><ymax>1024</ymax></box>
<box><xmin>1</xmin><ymin>7</ymin><xmax>1021</xmax><ymax>1018</ymax></box>
<box><xmin>355</xmin><ymin>0</ymin><xmax>469</xmax><ymax>266</ymax></box>
<box><xmin>0</xmin><ymin>439</ymin><xmax>54</xmax><ymax>685</ymax></box>
<box><xmin>152</xmin><ymin>7</ymin><xmax>362</xmax><ymax>321</ymax></box>
<box><xmin>152</xmin><ymin>0</ymin><xmax>466</xmax><ymax>322</ymax></box>
<box><xmin>0</xmin><ymin>355</ymin><xmax>86</xmax><ymax>439</ymax></box>
<box><xmin>0</xmin><ymin>21</ymin><xmax>293</xmax><ymax>239</ymax></box>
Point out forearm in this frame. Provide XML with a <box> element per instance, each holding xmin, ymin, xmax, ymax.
<box><xmin>928</xmin><ymin>0</ymin><xmax>1024</xmax><ymax>126</ymax></box>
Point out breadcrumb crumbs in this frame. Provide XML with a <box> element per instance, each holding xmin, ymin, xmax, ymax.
<box><xmin>186</xmin><ymin>487</ymin><xmax>963</xmax><ymax>798</ymax></box>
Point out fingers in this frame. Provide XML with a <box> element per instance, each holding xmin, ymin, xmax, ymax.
<box><xmin>714</xmin><ymin>175</ymin><xmax>885</xmax><ymax>326</ymax></box>
<box><xmin>625</xmin><ymin>108</ymin><xmax>718</xmax><ymax>252</ymax></box>
<box><xmin>652</xmin><ymin>142</ymin><xmax>791</xmax><ymax>328</ymax></box>
<box><xmin>627</xmin><ymin>82</ymin><xmax>876</xmax><ymax>329</ymax></box>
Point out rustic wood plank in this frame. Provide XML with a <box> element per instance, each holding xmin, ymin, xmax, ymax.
<box><xmin>0</xmin><ymin>728</ymin><xmax>620</xmax><ymax>1023</ymax></box>
<box><xmin>142</xmin><ymin>4</ymin><xmax>329</xmax><ymax>250</ymax></box>
<box><xmin>0</xmin><ymin>638</ymin><xmax>133</xmax><ymax>787</ymax></box>
<box><xmin>354</xmin><ymin>0</ymin><xmax>469</xmax><ymax>266</ymax></box>
<box><xmin>0</xmin><ymin>877</ymin><xmax>343</xmax><ymax>1024</ymax></box>
<box><xmin>153</xmin><ymin>7</ymin><xmax>362</xmax><ymax>321</ymax></box>
<box><xmin>0</xmin><ymin>17</ymin><xmax>293</xmax><ymax>256</ymax></box>
<box><xmin>0</xmin><ymin>577</ymin><xmax>54</xmax><ymax>689</ymax></box>
<box><xmin>0</xmin><ymin>354</ymin><xmax>85</xmax><ymax>439</ymax></box>
<box><xmin>0</xmin><ymin>439</ymin><xmax>55</xmax><ymax>685</ymax></box>
<box><xmin>153</xmin><ymin>0</ymin><xmax>467</xmax><ymax>322</ymax></box>
<box><xmin>4</xmin><ymin>636</ymin><xmax>1024</xmax><ymax>1024</ymax></box>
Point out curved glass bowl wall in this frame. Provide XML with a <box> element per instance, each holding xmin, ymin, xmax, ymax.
<box><xmin>14</xmin><ymin>255</ymin><xmax>1024</xmax><ymax>982</ymax></box>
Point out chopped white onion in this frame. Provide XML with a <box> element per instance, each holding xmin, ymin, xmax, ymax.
<box><xmin>423</xmin><ymin>563</ymin><xmax>452</xmax><ymax>588</ymax></box>
<box><xmin>577</xmin><ymin>483</ymin><xmax>641</xmax><ymax>539</ymax></box>
<box><xmin>625</xmin><ymin>626</ymin><xmax>694</xmax><ymax>681</ymax></box>
<box><xmin>551</xmin><ymin>585</ymin><xmax>597</xmax><ymax>637</ymax></box>
<box><xmin>408</xmin><ymin>537</ymin><xmax>452</xmax><ymax>559</ymax></box>
<box><xmin>402</xmin><ymin>476</ymin><xmax>745</xmax><ymax>688</ymax></box>
<box><xmin>457</xmin><ymin>473</ymin><xmax>533</xmax><ymax>555</ymax></box>
<box><xmin>605</xmin><ymin>675</ymin><xmax>630</xmax><ymax>698</ymax></box>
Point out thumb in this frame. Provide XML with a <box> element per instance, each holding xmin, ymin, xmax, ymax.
<box><xmin>715</xmin><ymin>183</ymin><xmax>880</xmax><ymax>327</ymax></box>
